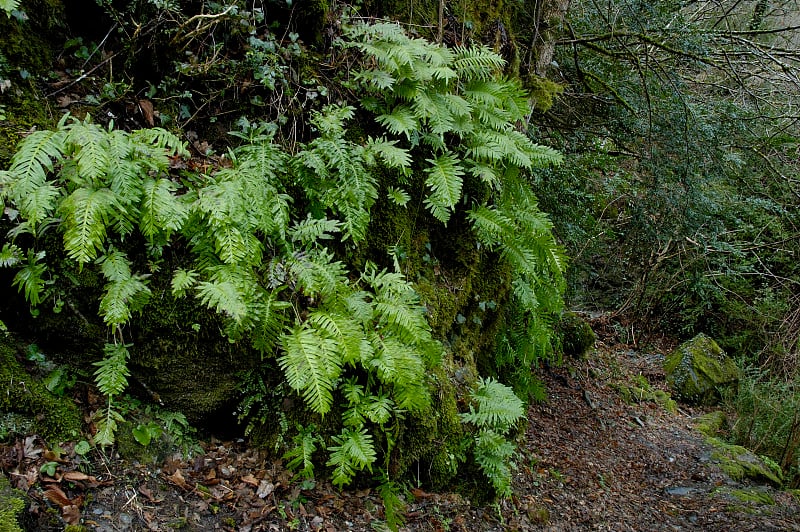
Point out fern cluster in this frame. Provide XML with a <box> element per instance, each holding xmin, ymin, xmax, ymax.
<box><xmin>0</xmin><ymin>21</ymin><xmax>566</xmax><ymax>505</ymax></box>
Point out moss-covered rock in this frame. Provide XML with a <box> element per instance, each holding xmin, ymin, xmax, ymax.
<box><xmin>693</xmin><ymin>411</ymin><xmax>728</xmax><ymax>438</ymax></box>
<box><xmin>0</xmin><ymin>337</ymin><xmax>81</xmax><ymax>443</ymax></box>
<box><xmin>0</xmin><ymin>474</ymin><xmax>29</xmax><ymax>532</ymax></box>
<box><xmin>664</xmin><ymin>334</ymin><xmax>739</xmax><ymax>405</ymax></box>
<box><xmin>707</xmin><ymin>436</ymin><xmax>783</xmax><ymax>486</ymax></box>
<box><xmin>556</xmin><ymin>311</ymin><xmax>595</xmax><ymax>359</ymax></box>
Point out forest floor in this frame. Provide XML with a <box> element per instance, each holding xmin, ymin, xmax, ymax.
<box><xmin>3</xmin><ymin>316</ymin><xmax>800</xmax><ymax>531</ymax></box>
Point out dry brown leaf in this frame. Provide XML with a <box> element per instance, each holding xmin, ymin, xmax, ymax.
<box><xmin>256</xmin><ymin>480</ymin><xmax>274</xmax><ymax>499</ymax></box>
<box><xmin>43</xmin><ymin>486</ymin><xmax>71</xmax><ymax>507</ymax></box>
<box><xmin>62</xmin><ymin>504</ymin><xmax>81</xmax><ymax>525</ymax></box>
<box><xmin>138</xmin><ymin>99</ymin><xmax>155</xmax><ymax>126</ymax></box>
<box><xmin>240</xmin><ymin>473</ymin><xmax>258</xmax><ymax>487</ymax></box>
<box><xmin>62</xmin><ymin>471</ymin><xmax>91</xmax><ymax>482</ymax></box>
<box><xmin>166</xmin><ymin>469</ymin><xmax>189</xmax><ymax>490</ymax></box>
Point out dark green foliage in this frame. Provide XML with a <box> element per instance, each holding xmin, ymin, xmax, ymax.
<box><xmin>556</xmin><ymin>311</ymin><xmax>595</xmax><ymax>359</ymax></box>
<box><xmin>0</xmin><ymin>338</ymin><xmax>81</xmax><ymax>443</ymax></box>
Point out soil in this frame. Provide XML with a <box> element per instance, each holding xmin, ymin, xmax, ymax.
<box><xmin>3</xmin><ymin>319</ymin><xmax>800</xmax><ymax>531</ymax></box>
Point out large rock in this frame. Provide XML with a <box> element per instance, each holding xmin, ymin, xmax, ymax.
<box><xmin>664</xmin><ymin>334</ymin><xmax>739</xmax><ymax>405</ymax></box>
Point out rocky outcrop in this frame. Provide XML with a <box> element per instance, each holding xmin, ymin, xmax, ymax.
<box><xmin>664</xmin><ymin>334</ymin><xmax>739</xmax><ymax>405</ymax></box>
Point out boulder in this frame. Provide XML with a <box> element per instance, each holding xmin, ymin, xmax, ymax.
<box><xmin>664</xmin><ymin>334</ymin><xmax>739</xmax><ymax>405</ymax></box>
<box><xmin>557</xmin><ymin>311</ymin><xmax>596</xmax><ymax>359</ymax></box>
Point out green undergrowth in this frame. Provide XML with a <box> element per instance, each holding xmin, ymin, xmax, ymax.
<box><xmin>0</xmin><ymin>337</ymin><xmax>81</xmax><ymax>443</ymax></box>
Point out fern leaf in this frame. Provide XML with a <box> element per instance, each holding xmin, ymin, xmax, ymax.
<box><xmin>139</xmin><ymin>178</ymin><xmax>188</xmax><ymax>241</ymax></box>
<box><xmin>196</xmin><ymin>277</ymin><xmax>249</xmax><ymax>323</ymax></box>
<box><xmin>423</xmin><ymin>153</ymin><xmax>464</xmax><ymax>223</ymax></box>
<box><xmin>354</xmin><ymin>69</ymin><xmax>396</xmax><ymax>90</ymax></box>
<box><xmin>130</xmin><ymin>127</ymin><xmax>189</xmax><ymax>157</ymax></box>
<box><xmin>93</xmin><ymin>342</ymin><xmax>131</xmax><ymax>397</ymax></box>
<box><xmin>171</xmin><ymin>269</ymin><xmax>199</xmax><ymax>297</ymax></box>
<box><xmin>92</xmin><ymin>405</ymin><xmax>124</xmax><ymax>448</ymax></box>
<box><xmin>283</xmin><ymin>425</ymin><xmax>319</xmax><ymax>479</ymax></box>
<box><xmin>468</xmin><ymin>206</ymin><xmax>512</xmax><ymax>248</ymax></box>
<box><xmin>0</xmin><ymin>243</ymin><xmax>22</xmax><ymax>268</ymax></box>
<box><xmin>326</xmin><ymin>427</ymin><xmax>377</xmax><ymax>487</ymax></box>
<box><xmin>59</xmin><ymin>187</ymin><xmax>116</xmax><ymax>264</ymax></box>
<box><xmin>308</xmin><ymin>309</ymin><xmax>367</xmax><ymax>366</ymax></box>
<box><xmin>250</xmin><ymin>289</ymin><xmax>291</xmax><ymax>356</ymax></box>
<box><xmin>7</xmin><ymin>129</ymin><xmax>65</xmax><ymax>198</ymax></box>
<box><xmin>66</xmin><ymin>119</ymin><xmax>110</xmax><ymax>181</ymax></box>
<box><xmin>11</xmin><ymin>249</ymin><xmax>47</xmax><ymax>306</ymax></box>
<box><xmin>386</xmin><ymin>186</ymin><xmax>410</xmax><ymax>206</ymax></box>
<box><xmin>279</xmin><ymin>326</ymin><xmax>341</xmax><ymax>415</ymax></box>
<box><xmin>376</xmin><ymin>105</ymin><xmax>418</xmax><ymax>140</ymax></box>
<box><xmin>99</xmin><ymin>272</ymin><xmax>151</xmax><ymax>327</ymax></box>
<box><xmin>473</xmin><ymin>428</ymin><xmax>515</xmax><ymax>497</ymax></box>
<box><xmin>289</xmin><ymin>249</ymin><xmax>348</xmax><ymax>299</ymax></box>
<box><xmin>365</xmin><ymin>137</ymin><xmax>412</xmax><ymax>169</ymax></box>
<box><xmin>460</xmin><ymin>377</ymin><xmax>524</xmax><ymax>433</ymax></box>
<box><xmin>452</xmin><ymin>45</ymin><xmax>506</xmax><ymax>79</ymax></box>
<box><xmin>289</xmin><ymin>216</ymin><xmax>342</xmax><ymax>246</ymax></box>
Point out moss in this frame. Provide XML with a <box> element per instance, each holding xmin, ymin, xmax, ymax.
<box><xmin>526</xmin><ymin>75</ymin><xmax>564</xmax><ymax>112</ymax></box>
<box><xmin>295</xmin><ymin>0</ymin><xmax>330</xmax><ymax>48</ymax></box>
<box><xmin>0</xmin><ymin>337</ymin><xmax>82</xmax><ymax>443</ymax></box>
<box><xmin>556</xmin><ymin>311</ymin><xmax>595</xmax><ymax>359</ymax></box>
<box><xmin>0</xmin><ymin>474</ymin><xmax>28</xmax><ymax>532</ymax></box>
<box><xmin>707</xmin><ymin>436</ymin><xmax>783</xmax><ymax>486</ymax></box>
<box><xmin>664</xmin><ymin>334</ymin><xmax>739</xmax><ymax>405</ymax></box>
<box><xmin>693</xmin><ymin>411</ymin><xmax>728</xmax><ymax>438</ymax></box>
<box><xmin>728</xmin><ymin>488</ymin><xmax>775</xmax><ymax>506</ymax></box>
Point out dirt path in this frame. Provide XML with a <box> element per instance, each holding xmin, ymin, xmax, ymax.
<box><xmin>4</xmin><ymin>330</ymin><xmax>800</xmax><ymax>531</ymax></box>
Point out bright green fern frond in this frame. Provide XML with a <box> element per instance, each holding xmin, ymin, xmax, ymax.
<box><xmin>6</xmin><ymin>129</ymin><xmax>66</xmax><ymax>223</ymax></box>
<box><xmin>354</xmin><ymin>68</ymin><xmax>397</xmax><ymax>90</ymax></box>
<box><xmin>11</xmin><ymin>249</ymin><xmax>47</xmax><ymax>306</ymax></box>
<box><xmin>473</xmin><ymin>428</ymin><xmax>515</xmax><ymax>498</ymax></box>
<box><xmin>139</xmin><ymin>178</ymin><xmax>188</xmax><ymax>241</ymax></box>
<box><xmin>250</xmin><ymin>288</ymin><xmax>291</xmax><ymax>356</ymax></box>
<box><xmin>65</xmin><ymin>118</ymin><xmax>111</xmax><ymax>182</ymax></box>
<box><xmin>0</xmin><ymin>243</ymin><xmax>22</xmax><ymax>268</ymax></box>
<box><xmin>289</xmin><ymin>215</ymin><xmax>342</xmax><ymax>247</ymax></box>
<box><xmin>129</xmin><ymin>127</ymin><xmax>189</xmax><ymax>158</ymax></box>
<box><xmin>279</xmin><ymin>326</ymin><xmax>341</xmax><ymax>415</ymax></box>
<box><xmin>94</xmin><ymin>342</ymin><xmax>131</xmax><ymax>397</ymax></box>
<box><xmin>283</xmin><ymin>424</ymin><xmax>319</xmax><ymax>479</ymax></box>
<box><xmin>423</xmin><ymin>152</ymin><xmax>464</xmax><ymax>223</ymax></box>
<box><xmin>308</xmin><ymin>309</ymin><xmax>368</xmax><ymax>366</ymax></box>
<box><xmin>376</xmin><ymin>105</ymin><xmax>418</xmax><ymax>140</ymax></box>
<box><xmin>59</xmin><ymin>187</ymin><xmax>117</xmax><ymax>264</ymax></box>
<box><xmin>289</xmin><ymin>249</ymin><xmax>348</xmax><ymax>299</ymax></box>
<box><xmin>460</xmin><ymin>377</ymin><xmax>524</xmax><ymax>434</ymax></box>
<box><xmin>171</xmin><ymin>269</ymin><xmax>199</xmax><ymax>297</ymax></box>
<box><xmin>365</xmin><ymin>137</ymin><xmax>412</xmax><ymax>169</ymax></box>
<box><xmin>327</xmin><ymin>427</ymin><xmax>377</xmax><ymax>487</ymax></box>
<box><xmin>468</xmin><ymin>206</ymin><xmax>513</xmax><ymax>248</ymax></box>
<box><xmin>452</xmin><ymin>45</ymin><xmax>506</xmax><ymax>80</ymax></box>
<box><xmin>386</xmin><ymin>187</ymin><xmax>410</xmax><ymax>206</ymax></box>
<box><xmin>196</xmin><ymin>274</ymin><xmax>250</xmax><ymax>323</ymax></box>
<box><xmin>99</xmin><ymin>271</ymin><xmax>151</xmax><ymax>327</ymax></box>
<box><xmin>97</xmin><ymin>250</ymin><xmax>131</xmax><ymax>281</ymax></box>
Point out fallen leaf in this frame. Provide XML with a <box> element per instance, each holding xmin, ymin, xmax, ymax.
<box><xmin>62</xmin><ymin>504</ymin><xmax>81</xmax><ymax>525</ymax></box>
<box><xmin>43</xmin><ymin>486</ymin><xmax>71</xmax><ymax>507</ymax></box>
<box><xmin>256</xmin><ymin>480</ymin><xmax>274</xmax><ymax>499</ymax></box>
<box><xmin>62</xmin><ymin>471</ymin><xmax>91</xmax><ymax>482</ymax></box>
<box><xmin>138</xmin><ymin>99</ymin><xmax>155</xmax><ymax>126</ymax></box>
<box><xmin>240</xmin><ymin>473</ymin><xmax>259</xmax><ymax>487</ymax></box>
<box><xmin>166</xmin><ymin>469</ymin><xmax>189</xmax><ymax>490</ymax></box>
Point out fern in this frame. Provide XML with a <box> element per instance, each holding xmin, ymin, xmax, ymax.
<box><xmin>327</xmin><ymin>427</ymin><xmax>377</xmax><ymax>487</ymax></box>
<box><xmin>93</xmin><ymin>342</ymin><xmax>131</xmax><ymax>398</ymax></box>
<box><xmin>279</xmin><ymin>326</ymin><xmax>341</xmax><ymax>415</ymax></box>
<box><xmin>460</xmin><ymin>377</ymin><xmax>524</xmax><ymax>433</ymax></box>
<box><xmin>283</xmin><ymin>424</ymin><xmax>320</xmax><ymax>480</ymax></box>
<box><xmin>11</xmin><ymin>249</ymin><xmax>48</xmax><ymax>306</ymax></box>
<box><xmin>423</xmin><ymin>153</ymin><xmax>464</xmax><ymax>223</ymax></box>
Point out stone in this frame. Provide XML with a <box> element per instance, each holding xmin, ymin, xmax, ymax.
<box><xmin>663</xmin><ymin>334</ymin><xmax>739</xmax><ymax>405</ymax></box>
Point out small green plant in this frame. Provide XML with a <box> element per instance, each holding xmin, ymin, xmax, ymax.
<box><xmin>460</xmin><ymin>377</ymin><xmax>525</xmax><ymax>497</ymax></box>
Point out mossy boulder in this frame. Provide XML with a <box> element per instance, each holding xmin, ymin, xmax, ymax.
<box><xmin>0</xmin><ymin>337</ymin><xmax>81</xmax><ymax>443</ymax></box>
<box><xmin>693</xmin><ymin>411</ymin><xmax>728</xmax><ymax>438</ymax></box>
<box><xmin>556</xmin><ymin>311</ymin><xmax>595</xmax><ymax>359</ymax></box>
<box><xmin>664</xmin><ymin>334</ymin><xmax>739</xmax><ymax>405</ymax></box>
<box><xmin>707</xmin><ymin>436</ymin><xmax>783</xmax><ymax>486</ymax></box>
<box><xmin>0</xmin><ymin>474</ymin><xmax>29</xmax><ymax>532</ymax></box>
